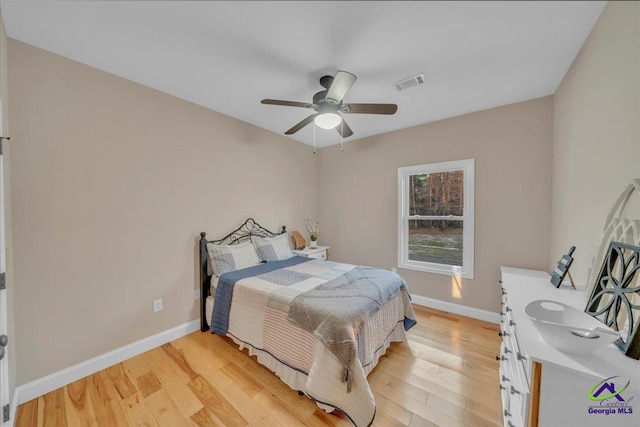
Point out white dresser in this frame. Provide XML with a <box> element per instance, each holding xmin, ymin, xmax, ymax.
<box><xmin>499</xmin><ymin>267</ymin><xmax>640</xmax><ymax>427</ymax></box>
<box><xmin>291</xmin><ymin>246</ymin><xmax>329</xmax><ymax>260</ymax></box>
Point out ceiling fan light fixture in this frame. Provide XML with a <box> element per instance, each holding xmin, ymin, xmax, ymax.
<box><xmin>314</xmin><ymin>113</ymin><xmax>341</xmax><ymax>129</ymax></box>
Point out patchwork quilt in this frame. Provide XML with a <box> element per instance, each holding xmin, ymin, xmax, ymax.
<box><xmin>211</xmin><ymin>256</ymin><xmax>416</xmax><ymax>426</ymax></box>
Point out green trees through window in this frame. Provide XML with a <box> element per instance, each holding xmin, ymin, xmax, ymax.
<box><xmin>408</xmin><ymin>171</ymin><xmax>464</xmax><ymax>266</ymax></box>
<box><xmin>398</xmin><ymin>159</ymin><xmax>474</xmax><ymax>279</ymax></box>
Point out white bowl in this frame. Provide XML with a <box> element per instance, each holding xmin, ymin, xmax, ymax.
<box><xmin>524</xmin><ymin>300</ymin><xmax>620</xmax><ymax>356</ymax></box>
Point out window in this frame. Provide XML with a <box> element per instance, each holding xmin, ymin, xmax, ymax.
<box><xmin>398</xmin><ymin>159</ymin><xmax>474</xmax><ymax>278</ymax></box>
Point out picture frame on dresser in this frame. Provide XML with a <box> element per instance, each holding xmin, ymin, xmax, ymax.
<box><xmin>550</xmin><ymin>246</ymin><xmax>576</xmax><ymax>288</ymax></box>
<box><xmin>584</xmin><ymin>240</ymin><xmax>640</xmax><ymax>359</ymax></box>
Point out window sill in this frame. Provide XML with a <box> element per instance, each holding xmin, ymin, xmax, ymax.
<box><xmin>398</xmin><ymin>261</ymin><xmax>474</xmax><ymax>279</ymax></box>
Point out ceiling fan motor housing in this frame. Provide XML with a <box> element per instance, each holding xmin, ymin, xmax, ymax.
<box><xmin>319</xmin><ymin>75</ymin><xmax>334</xmax><ymax>89</ymax></box>
<box><xmin>312</xmin><ymin>90</ymin><xmax>328</xmax><ymax>107</ymax></box>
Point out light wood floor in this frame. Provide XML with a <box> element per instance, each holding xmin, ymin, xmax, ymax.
<box><xmin>15</xmin><ymin>305</ymin><xmax>502</xmax><ymax>427</ymax></box>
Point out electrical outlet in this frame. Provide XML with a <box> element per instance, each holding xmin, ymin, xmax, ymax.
<box><xmin>193</xmin><ymin>289</ymin><xmax>200</xmax><ymax>300</ymax></box>
<box><xmin>153</xmin><ymin>299</ymin><xmax>163</xmax><ymax>312</ymax></box>
<box><xmin>391</xmin><ymin>267</ymin><xmax>397</xmax><ymax>273</ymax></box>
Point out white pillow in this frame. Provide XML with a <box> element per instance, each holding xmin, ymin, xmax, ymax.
<box><xmin>252</xmin><ymin>234</ymin><xmax>294</xmax><ymax>262</ymax></box>
<box><xmin>206</xmin><ymin>241</ymin><xmax>261</xmax><ymax>276</ymax></box>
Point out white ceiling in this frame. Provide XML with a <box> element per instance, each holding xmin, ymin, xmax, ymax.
<box><xmin>1</xmin><ymin>1</ymin><xmax>606</xmax><ymax>148</ymax></box>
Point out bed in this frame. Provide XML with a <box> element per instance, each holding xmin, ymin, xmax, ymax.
<box><xmin>199</xmin><ymin>218</ymin><xmax>416</xmax><ymax>427</ymax></box>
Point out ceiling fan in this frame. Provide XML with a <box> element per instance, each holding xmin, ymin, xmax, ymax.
<box><xmin>261</xmin><ymin>71</ymin><xmax>398</xmax><ymax>138</ymax></box>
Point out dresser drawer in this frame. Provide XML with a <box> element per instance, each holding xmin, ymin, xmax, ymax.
<box><xmin>308</xmin><ymin>250</ymin><xmax>327</xmax><ymax>260</ymax></box>
<box><xmin>509</xmin><ymin>381</ymin><xmax>529</xmax><ymax>427</ymax></box>
<box><xmin>501</xmin><ymin>356</ymin><xmax>523</xmax><ymax>427</ymax></box>
<box><xmin>500</xmin><ymin>284</ymin><xmax>532</xmax><ymax>427</ymax></box>
<box><xmin>291</xmin><ymin>246</ymin><xmax>329</xmax><ymax>260</ymax></box>
<box><xmin>505</xmin><ymin>310</ymin><xmax>531</xmax><ymax>388</ymax></box>
<box><xmin>499</xmin><ymin>365</ymin><xmax>511</xmax><ymax>424</ymax></box>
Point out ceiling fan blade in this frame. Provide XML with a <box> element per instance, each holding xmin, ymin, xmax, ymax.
<box><xmin>343</xmin><ymin>103</ymin><xmax>398</xmax><ymax>114</ymax></box>
<box><xmin>285</xmin><ymin>114</ymin><xmax>318</xmax><ymax>135</ymax></box>
<box><xmin>325</xmin><ymin>71</ymin><xmax>357</xmax><ymax>105</ymax></box>
<box><xmin>261</xmin><ymin>99</ymin><xmax>313</xmax><ymax>108</ymax></box>
<box><xmin>335</xmin><ymin>119</ymin><xmax>354</xmax><ymax>138</ymax></box>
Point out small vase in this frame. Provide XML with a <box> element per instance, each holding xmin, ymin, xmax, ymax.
<box><xmin>310</xmin><ymin>240</ymin><xmax>318</xmax><ymax>249</ymax></box>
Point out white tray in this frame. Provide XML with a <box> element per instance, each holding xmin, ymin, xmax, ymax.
<box><xmin>524</xmin><ymin>300</ymin><xmax>620</xmax><ymax>355</ymax></box>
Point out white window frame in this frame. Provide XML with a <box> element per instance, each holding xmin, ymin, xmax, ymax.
<box><xmin>398</xmin><ymin>159</ymin><xmax>475</xmax><ymax>279</ymax></box>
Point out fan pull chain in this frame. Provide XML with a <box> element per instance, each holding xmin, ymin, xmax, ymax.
<box><xmin>313</xmin><ymin>122</ymin><xmax>316</xmax><ymax>154</ymax></box>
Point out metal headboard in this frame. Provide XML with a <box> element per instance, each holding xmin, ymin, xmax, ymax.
<box><xmin>199</xmin><ymin>218</ymin><xmax>286</xmax><ymax>332</ymax></box>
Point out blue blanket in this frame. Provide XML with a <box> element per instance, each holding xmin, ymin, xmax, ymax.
<box><xmin>210</xmin><ymin>256</ymin><xmax>312</xmax><ymax>334</ymax></box>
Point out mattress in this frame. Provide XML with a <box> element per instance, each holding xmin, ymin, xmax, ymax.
<box><xmin>205</xmin><ymin>295</ymin><xmax>215</xmax><ymax>327</ymax></box>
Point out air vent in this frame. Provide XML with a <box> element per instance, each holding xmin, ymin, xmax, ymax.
<box><xmin>394</xmin><ymin>73</ymin><xmax>426</xmax><ymax>91</ymax></box>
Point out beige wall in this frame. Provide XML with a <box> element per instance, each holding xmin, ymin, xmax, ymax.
<box><xmin>8</xmin><ymin>40</ymin><xmax>318</xmax><ymax>385</ymax></box>
<box><xmin>551</xmin><ymin>1</ymin><xmax>640</xmax><ymax>284</ymax></box>
<box><xmin>0</xmin><ymin>6</ymin><xmax>16</xmax><ymax>403</ymax></box>
<box><xmin>317</xmin><ymin>97</ymin><xmax>553</xmax><ymax>313</ymax></box>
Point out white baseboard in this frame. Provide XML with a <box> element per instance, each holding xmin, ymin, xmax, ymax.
<box><xmin>14</xmin><ymin>319</ymin><xmax>200</xmax><ymax>406</ymax></box>
<box><xmin>9</xmin><ymin>388</ymin><xmax>19</xmax><ymax>427</ymax></box>
<box><xmin>411</xmin><ymin>294</ymin><xmax>500</xmax><ymax>324</ymax></box>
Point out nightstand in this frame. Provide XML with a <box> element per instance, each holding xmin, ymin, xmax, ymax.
<box><xmin>291</xmin><ymin>246</ymin><xmax>329</xmax><ymax>260</ymax></box>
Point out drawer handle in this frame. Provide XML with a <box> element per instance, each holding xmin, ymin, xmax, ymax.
<box><xmin>510</xmin><ymin>385</ymin><xmax>521</xmax><ymax>395</ymax></box>
<box><xmin>508</xmin><ymin>422</ymin><xmax>515</xmax><ymax>427</ymax></box>
<box><xmin>509</xmin><ymin>319</ymin><xmax>516</xmax><ymax>326</ymax></box>
<box><xmin>496</xmin><ymin>355</ymin><xmax>507</xmax><ymax>361</ymax></box>
<box><xmin>517</xmin><ymin>352</ymin><xmax>527</xmax><ymax>361</ymax></box>
<box><xmin>506</xmin><ymin>307</ymin><xmax>513</xmax><ymax>313</ymax></box>
<box><xmin>500</xmin><ymin>384</ymin><xmax>506</xmax><ymax>390</ymax></box>
<box><xmin>504</xmin><ymin>347</ymin><xmax>512</xmax><ymax>354</ymax></box>
<box><xmin>501</xmin><ymin>374</ymin><xmax>509</xmax><ymax>382</ymax></box>
<box><xmin>504</xmin><ymin>409</ymin><xmax>511</xmax><ymax>417</ymax></box>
